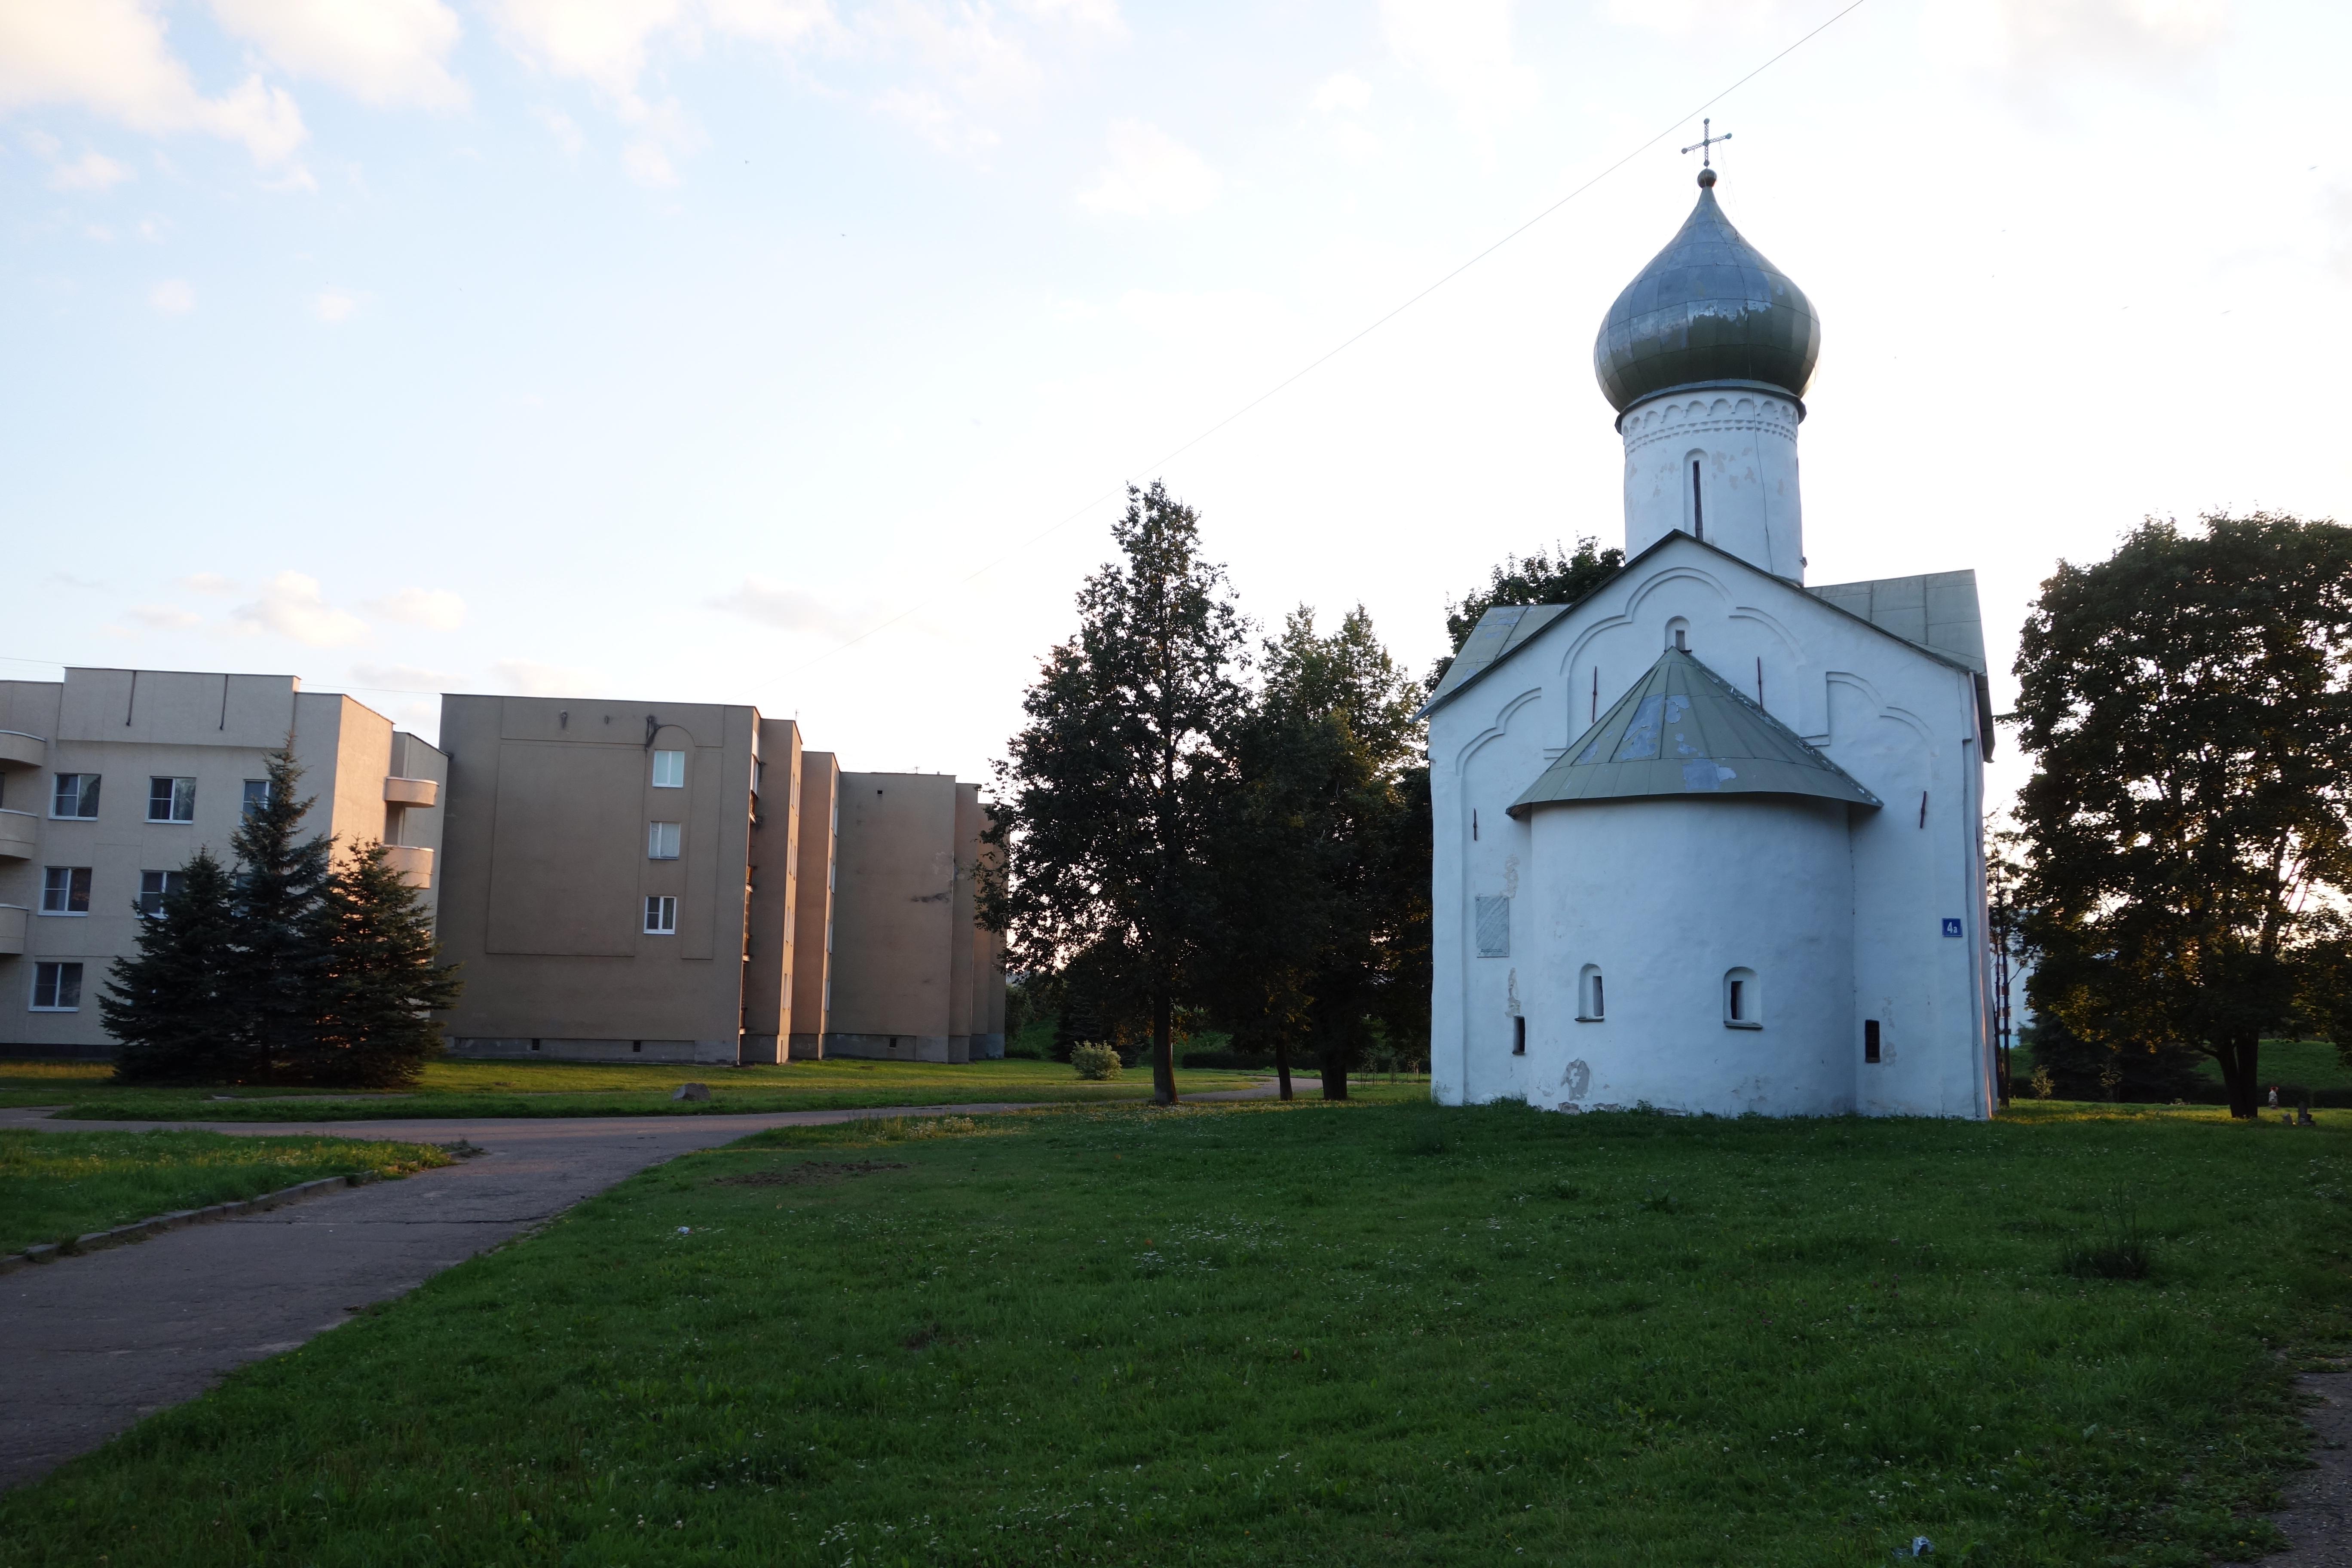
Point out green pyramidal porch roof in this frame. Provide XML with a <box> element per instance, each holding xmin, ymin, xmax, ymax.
<box><xmin>1508</xmin><ymin>646</ymin><xmax>1882</xmax><ymax>816</ymax></box>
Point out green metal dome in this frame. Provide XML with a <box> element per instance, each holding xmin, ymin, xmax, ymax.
<box><xmin>1593</xmin><ymin>173</ymin><xmax>1822</xmax><ymax>416</ymax></box>
<box><xmin>1508</xmin><ymin>646</ymin><xmax>1879</xmax><ymax>816</ymax></box>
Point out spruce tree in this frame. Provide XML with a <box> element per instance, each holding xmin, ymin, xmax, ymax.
<box><xmin>305</xmin><ymin>843</ymin><xmax>461</xmax><ymax>1087</ymax></box>
<box><xmin>228</xmin><ymin>747</ymin><xmax>334</xmax><ymax>1081</ymax></box>
<box><xmin>101</xmin><ymin>848</ymin><xmax>242</xmax><ymax>1084</ymax></box>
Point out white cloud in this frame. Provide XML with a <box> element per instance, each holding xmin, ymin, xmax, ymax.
<box><xmin>711</xmin><ymin>576</ymin><xmax>863</xmax><ymax>636</ymax></box>
<box><xmin>1077</xmin><ymin>120</ymin><xmax>1220</xmax><ymax>217</ymax></box>
<box><xmin>127</xmin><ymin>603</ymin><xmax>199</xmax><ymax>628</ymax></box>
<box><xmin>308</xmin><ymin>285</ymin><xmax>363</xmax><ymax>322</ymax></box>
<box><xmin>873</xmin><ymin>86</ymin><xmax>999</xmax><ymax>155</ymax></box>
<box><xmin>493</xmin><ymin>0</ymin><xmax>692</xmax><ymax>100</ymax></box>
<box><xmin>207</xmin><ymin>0</ymin><xmax>466</xmax><ymax>108</ymax></box>
<box><xmin>48</xmin><ymin>148</ymin><xmax>135</xmax><ymax>190</ymax></box>
<box><xmin>347</xmin><ymin>661</ymin><xmax>449</xmax><ymax>689</ymax></box>
<box><xmin>1604</xmin><ymin>0</ymin><xmax>1816</xmax><ymax>40</ymax></box>
<box><xmin>181</xmin><ymin>571</ymin><xmax>236</xmax><ymax>593</ymax></box>
<box><xmin>233</xmin><ymin>570</ymin><xmax>370</xmax><ymax>645</ymax></box>
<box><xmin>496</xmin><ymin>657</ymin><xmax>603</xmax><ymax>696</ymax></box>
<box><xmin>534</xmin><ymin>104</ymin><xmax>585</xmax><ymax>156</ymax></box>
<box><xmin>0</xmin><ymin>0</ymin><xmax>310</xmax><ymax>165</ymax></box>
<box><xmin>1920</xmin><ymin>0</ymin><xmax>2230</xmax><ymax>81</ymax></box>
<box><xmin>701</xmin><ymin>0</ymin><xmax>836</xmax><ymax>50</ymax></box>
<box><xmin>363</xmin><ymin>586</ymin><xmax>465</xmax><ymax>628</ymax></box>
<box><xmin>148</xmin><ymin>278</ymin><xmax>194</xmax><ymax>313</ymax></box>
<box><xmin>620</xmin><ymin>138</ymin><xmax>676</xmax><ymax>185</ymax></box>
<box><xmin>1007</xmin><ymin>0</ymin><xmax>1122</xmax><ymax>32</ymax></box>
<box><xmin>1381</xmin><ymin>0</ymin><xmax>1537</xmax><ymax>132</ymax></box>
<box><xmin>1312</xmin><ymin>72</ymin><xmax>1372</xmax><ymax>113</ymax></box>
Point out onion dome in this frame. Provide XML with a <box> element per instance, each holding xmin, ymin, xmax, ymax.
<box><xmin>1593</xmin><ymin>168</ymin><xmax>1822</xmax><ymax>415</ymax></box>
<box><xmin>1508</xmin><ymin>646</ymin><xmax>1879</xmax><ymax>816</ymax></box>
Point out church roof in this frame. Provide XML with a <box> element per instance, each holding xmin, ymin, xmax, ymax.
<box><xmin>1507</xmin><ymin>645</ymin><xmax>1881</xmax><ymax>817</ymax></box>
<box><xmin>1806</xmin><ymin>571</ymin><xmax>1986</xmax><ymax>675</ymax></box>
<box><xmin>1593</xmin><ymin>173</ymin><xmax>1821</xmax><ymax>416</ymax></box>
<box><xmin>1421</xmin><ymin>603</ymin><xmax>1568</xmax><ymax>711</ymax></box>
<box><xmin>1415</xmin><ymin>536</ymin><xmax>1991</xmax><ymax>756</ymax></box>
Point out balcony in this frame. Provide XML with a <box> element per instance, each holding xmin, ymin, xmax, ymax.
<box><xmin>0</xmin><ymin>904</ymin><xmax>24</xmax><ymax>956</ymax></box>
<box><xmin>381</xmin><ymin>845</ymin><xmax>434</xmax><ymax>888</ymax></box>
<box><xmin>384</xmin><ymin>776</ymin><xmax>439</xmax><ymax>808</ymax></box>
<box><xmin>0</xmin><ymin>730</ymin><xmax>43</xmax><ymax>772</ymax></box>
<box><xmin>0</xmin><ymin>809</ymin><xmax>32</xmax><ymax>861</ymax></box>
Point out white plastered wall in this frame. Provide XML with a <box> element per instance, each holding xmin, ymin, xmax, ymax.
<box><xmin>1427</xmin><ymin>536</ymin><xmax>1992</xmax><ymax>1118</ymax></box>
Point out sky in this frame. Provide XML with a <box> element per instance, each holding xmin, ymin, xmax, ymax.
<box><xmin>3</xmin><ymin>0</ymin><xmax>2347</xmax><ymax>818</ymax></box>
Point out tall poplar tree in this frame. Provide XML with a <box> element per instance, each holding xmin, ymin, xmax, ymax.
<box><xmin>984</xmin><ymin>481</ymin><xmax>1248</xmax><ymax>1105</ymax></box>
<box><xmin>2013</xmin><ymin>512</ymin><xmax>2352</xmax><ymax>1118</ymax></box>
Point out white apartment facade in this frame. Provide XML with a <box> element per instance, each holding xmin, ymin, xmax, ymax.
<box><xmin>0</xmin><ymin>668</ymin><xmax>445</xmax><ymax>1057</ymax></box>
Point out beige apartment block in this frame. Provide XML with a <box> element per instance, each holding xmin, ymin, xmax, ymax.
<box><xmin>434</xmin><ymin>695</ymin><xmax>815</xmax><ymax>1065</ymax></box>
<box><xmin>787</xmin><ymin>751</ymin><xmax>839</xmax><ymax>1060</ymax></box>
<box><xmin>823</xmin><ymin>771</ymin><xmax>1004</xmax><ymax>1062</ymax></box>
<box><xmin>0</xmin><ymin>668</ymin><xmax>446</xmax><ymax>1058</ymax></box>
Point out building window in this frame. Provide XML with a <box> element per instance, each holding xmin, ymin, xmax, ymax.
<box><xmin>1724</xmin><ymin>968</ymin><xmax>1761</xmax><ymax>1029</ymax></box>
<box><xmin>31</xmin><ymin>962</ymin><xmax>83</xmax><ymax>1011</ymax></box>
<box><xmin>41</xmin><ymin>867</ymin><xmax>92</xmax><ymax>915</ymax></box>
<box><xmin>1864</xmin><ymin>1019</ymin><xmax>1882</xmax><ymax>1064</ymax></box>
<box><xmin>651</xmin><ymin>750</ymin><xmax>686</xmax><ymax>788</ymax></box>
<box><xmin>1474</xmin><ymin>896</ymin><xmax>1510</xmax><ymax>959</ymax></box>
<box><xmin>52</xmin><ymin>774</ymin><xmax>100</xmax><ymax>819</ymax></box>
<box><xmin>648</xmin><ymin>821</ymin><xmax>681</xmax><ymax>860</ymax></box>
<box><xmin>644</xmin><ymin>895</ymin><xmax>677</xmax><ymax>934</ymax></box>
<box><xmin>1512</xmin><ymin>1016</ymin><xmax>1527</xmax><ymax>1056</ymax></box>
<box><xmin>242</xmin><ymin>778</ymin><xmax>271</xmax><ymax>817</ymax></box>
<box><xmin>147</xmin><ymin>777</ymin><xmax>196</xmax><ymax>823</ymax></box>
<box><xmin>1690</xmin><ymin>457</ymin><xmax>1706</xmax><ymax>542</ymax></box>
<box><xmin>138</xmin><ymin>870</ymin><xmax>186</xmax><ymax>918</ymax></box>
<box><xmin>1577</xmin><ymin>965</ymin><xmax>1605</xmax><ymax>1022</ymax></box>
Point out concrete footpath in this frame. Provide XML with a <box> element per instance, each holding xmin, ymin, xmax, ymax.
<box><xmin>0</xmin><ymin>1099</ymin><xmax>1071</xmax><ymax>1491</ymax></box>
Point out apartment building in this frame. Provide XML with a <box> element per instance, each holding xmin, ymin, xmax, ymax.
<box><xmin>0</xmin><ymin>668</ymin><xmax>446</xmax><ymax>1057</ymax></box>
<box><xmin>433</xmin><ymin>694</ymin><xmax>808</xmax><ymax>1065</ymax></box>
<box><xmin>823</xmin><ymin>772</ymin><xmax>1007</xmax><ymax>1062</ymax></box>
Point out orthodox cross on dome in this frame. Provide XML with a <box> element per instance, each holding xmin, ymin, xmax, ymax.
<box><xmin>1681</xmin><ymin>118</ymin><xmax>1731</xmax><ymax>186</ymax></box>
<box><xmin>1681</xmin><ymin>118</ymin><xmax>1732</xmax><ymax>165</ymax></box>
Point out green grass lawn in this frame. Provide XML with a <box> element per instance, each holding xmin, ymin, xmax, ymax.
<box><xmin>2</xmin><ymin>1100</ymin><xmax>2343</xmax><ymax>1565</ymax></box>
<box><xmin>0</xmin><ymin>1129</ymin><xmax>453</xmax><ymax>1256</ymax></box>
<box><xmin>0</xmin><ymin>1057</ymin><xmax>1265</xmax><ymax>1122</ymax></box>
<box><xmin>2194</xmin><ymin>1039</ymin><xmax>2352</xmax><ymax>1095</ymax></box>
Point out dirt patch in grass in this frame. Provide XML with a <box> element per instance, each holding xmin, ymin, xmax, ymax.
<box><xmin>711</xmin><ymin>1159</ymin><xmax>907</xmax><ymax>1187</ymax></box>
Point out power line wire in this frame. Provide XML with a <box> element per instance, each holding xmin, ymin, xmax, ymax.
<box><xmin>6</xmin><ymin>0</ymin><xmax>1869</xmax><ymax>695</ymax></box>
<box><xmin>773</xmin><ymin>0</ymin><xmax>1874</xmax><ymax>679</ymax></box>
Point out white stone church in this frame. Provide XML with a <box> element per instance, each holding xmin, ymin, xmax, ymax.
<box><xmin>1421</xmin><ymin>166</ymin><xmax>1997</xmax><ymax>1119</ymax></box>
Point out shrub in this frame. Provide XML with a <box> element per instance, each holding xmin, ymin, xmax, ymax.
<box><xmin>1070</xmin><ymin>1042</ymin><xmax>1122</xmax><ymax>1081</ymax></box>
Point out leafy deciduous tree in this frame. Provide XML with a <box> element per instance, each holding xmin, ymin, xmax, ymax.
<box><xmin>1204</xmin><ymin>606</ymin><xmax>1428</xmax><ymax>1101</ymax></box>
<box><xmin>1432</xmin><ymin>538</ymin><xmax>1625</xmax><ymax>689</ymax></box>
<box><xmin>984</xmin><ymin>481</ymin><xmax>1249</xmax><ymax>1105</ymax></box>
<box><xmin>2013</xmin><ymin>512</ymin><xmax>2352</xmax><ymax>1118</ymax></box>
